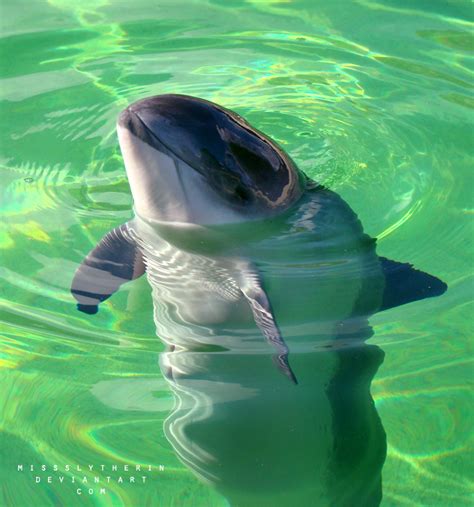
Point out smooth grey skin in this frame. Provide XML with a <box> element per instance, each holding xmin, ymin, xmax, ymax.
<box><xmin>71</xmin><ymin>94</ymin><xmax>446</xmax><ymax>384</ymax></box>
<box><xmin>72</xmin><ymin>94</ymin><xmax>447</xmax><ymax>505</ymax></box>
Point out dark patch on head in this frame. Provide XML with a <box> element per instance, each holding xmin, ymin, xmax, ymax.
<box><xmin>227</xmin><ymin>141</ymin><xmax>290</xmax><ymax>202</ymax></box>
<box><xmin>119</xmin><ymin>94</ymin><xmax>301</xmax><ymax>208</ymax></box>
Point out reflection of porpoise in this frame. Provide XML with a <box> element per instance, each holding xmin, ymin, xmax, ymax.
<box><xmin>72</xmin><ymin>95</ymin><xmax>446</xmax><ymax>505</ymax></box>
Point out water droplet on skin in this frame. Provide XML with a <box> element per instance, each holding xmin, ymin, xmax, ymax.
<box><xmin>24</xmin><ymin>178</ymin><xmax>34</xmax><ymax>183</ymax></box>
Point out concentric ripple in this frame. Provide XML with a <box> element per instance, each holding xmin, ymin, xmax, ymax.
<box><xmin>1</xmin><ymin>0</ymin><xmax>472</xmax><ymax>506</ymax></box>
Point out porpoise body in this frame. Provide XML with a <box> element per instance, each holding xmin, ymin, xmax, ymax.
<box><xmin>72</xmin><ymin>95</ymin><xmax>446</xmax><ymax>505</ymax></box>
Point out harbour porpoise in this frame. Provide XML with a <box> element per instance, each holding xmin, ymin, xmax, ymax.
<box><xmin>71</xmin><ymin>94</ymin><xmax>446</xmax><ymax>383</ymax></box>
<box><xmin>71</xmin><ymin>94</ymin><xmax>447</xmax><ymax>505</ymax></box>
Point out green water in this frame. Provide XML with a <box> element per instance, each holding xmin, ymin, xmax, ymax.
<box><xmin>1</xmin><ymin>0</ymin><xmax>473</xmax><ymax>506</ymax></box>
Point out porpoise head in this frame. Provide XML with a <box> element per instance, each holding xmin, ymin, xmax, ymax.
<box><xmin>117</xmin><ymin>94</ymin><xmax>306</xmax><ymax>225</ymax></box>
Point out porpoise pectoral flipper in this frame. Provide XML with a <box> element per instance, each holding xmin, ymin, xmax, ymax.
<box><xmin>378</xmin><ymin>257</ymin><xmax>447</xmax><ymax>312</ymax></box>
<box><xmin>71</xmin><ymin>223</ymin><xmax>146</xmax><ymax>314</ymax></box>
<box><xmin>239</xmin><ymin>263</ymin><xmax>298</xmax><ymax>384</ymax></box>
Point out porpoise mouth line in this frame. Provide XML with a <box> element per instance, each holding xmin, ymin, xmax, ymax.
<box><xmin>127</xmin><ymin>107</ymin><xmax>223</xmax><ymax>184</ymax></box>
<box><xmin>127</xmin><ymin>107</ymin><xmax>205</xmax><ymax>181</ymax></box>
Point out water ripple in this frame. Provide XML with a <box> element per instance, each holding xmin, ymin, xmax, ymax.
<box><xmin>1</xmin><ymin>1</ymin><xmax>471</xmax><ymax>505</ymax></box>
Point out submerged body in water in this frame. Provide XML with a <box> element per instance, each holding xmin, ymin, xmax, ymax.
<box><xmin>133</xmin><ymin>188</ymin><xmax>387</xmax><ymax>506</ymax></box>
<box><xmin>71</xmin><ymin>95</ymin><xmax>446</xmax><ymax>506</ymax></box>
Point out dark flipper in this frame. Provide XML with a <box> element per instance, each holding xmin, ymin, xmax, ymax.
<box><xmin>71</xmin><ymin>223</ymin><xmax>145</xmax><ymax>314</ymax></box>
<box><xmin>379</xmin><ymin>257</ymin><xmax>447</xmax><ymax>312</ymax></box>
<box><xmin>240</xmin><ymin>266</ymin><xmax>298</xmax><ymax>384</ymax></box>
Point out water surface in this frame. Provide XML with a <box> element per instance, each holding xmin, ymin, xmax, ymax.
<box><xmin>1</xmin><ymin>0</ymin><xmax>473</xmax><ymax>506</ymax></box>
